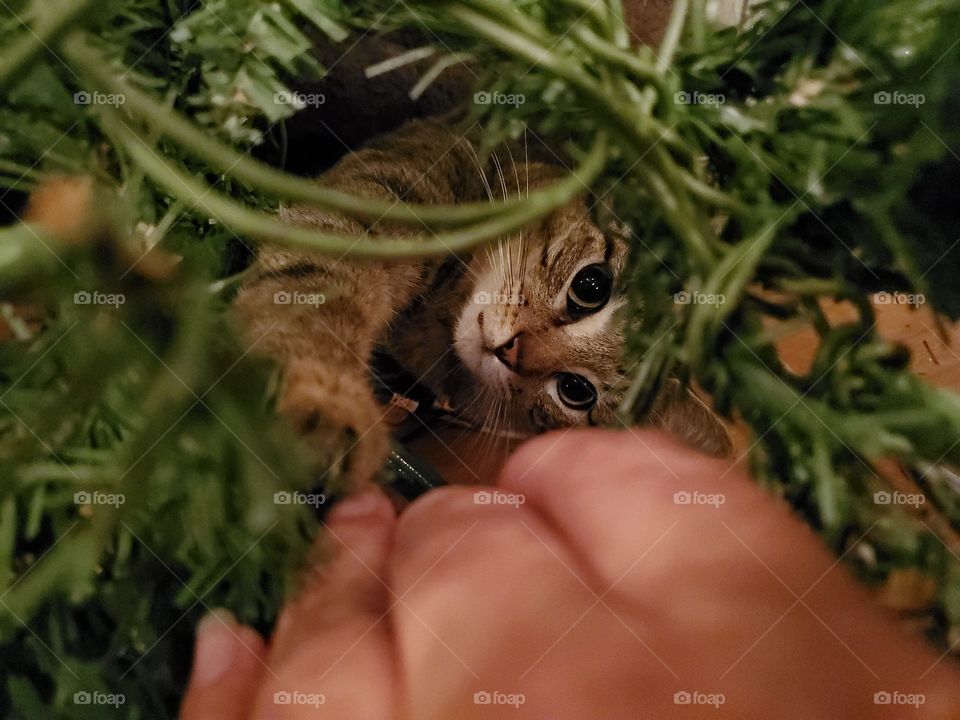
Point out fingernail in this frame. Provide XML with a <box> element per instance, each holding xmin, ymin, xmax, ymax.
<box><xmin>329</xmin><ymin>489</ymin><xmax>383</xmax><ymax>521</ymax></box>
<box><xmin>193</xmin><ymin>608</ymin><xmax>238</xmax><ymax>687</ymax></box>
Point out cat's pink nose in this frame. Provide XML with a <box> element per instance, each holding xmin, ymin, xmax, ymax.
<box><xmin>494</xmin><ymin>333</ymin><xmax>522</xmax><ymax>371</ymax></box>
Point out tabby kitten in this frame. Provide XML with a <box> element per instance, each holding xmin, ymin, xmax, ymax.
<box><xmin>234</xmin><ymin>119</ymin><xmax>730</xmax><ymax>488</ymax></box>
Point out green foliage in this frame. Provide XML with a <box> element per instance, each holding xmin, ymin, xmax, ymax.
<box><xmin>0</xmin><ymin>217</ymin><xmax>319</xmax><ymax>717</ymax></box>
<box><xmin>168</xmin><ymin>0</ymin><xmax>348</xmax><ymax>140</ymax></box>
<box><xmin>1</xmin><ymin>0</ymin><xmax>960</xmax><ymax>717</ymax></box>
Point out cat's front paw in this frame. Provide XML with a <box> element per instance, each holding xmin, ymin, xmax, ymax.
<box><xmin>278</xmin><ymin>358</ymin><xmax>390</xmax><ymax>492</ymax></box>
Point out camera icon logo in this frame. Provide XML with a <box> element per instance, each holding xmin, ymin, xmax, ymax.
<box><xmin>274</xmin><ymin>291</ymin><xmax>292</xmax><ymax>305</ymax></box>
<box><xmin>673</xmin><ymin>491</ymin><xmax>692</xmax><ymax>505</ymax></box>
<box><xmin>73</xmin><ymin>691</ymin><xmax>92</xmax><ymax>704</ymax></box>
<box><xmin>474</xmin><ymin>691</ymin><xmax>492</xmax><ymax>704</ymax></box>
<box><xmin>73</xmin><ymin>91</ymin><xmax>91</xmax><ymax>105</ymax></box>
<box><xmin>874</xmin><ymin>91</ymin><xmax>892</xmax><ymax>105</ymax></box>
<box><xmin>74</xmin><ymin>491</ymin><xmax>92</xmax><ymax>504</ymax></box>
<box><xmin>474</xmin><ymin>490</ymin><xmax>492</xmax><ymax>505</ymax></box>
<box><xmin>274</xmin><ymin>491</ymin><xmax>292</xmax><ymax>505</ymax></box>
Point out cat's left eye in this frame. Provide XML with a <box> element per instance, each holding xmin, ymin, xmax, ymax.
<box><xmin>567</xmin><ymin>263</ymin><xmax>612</xmax><ymax>316</ymax></box>
<box><xmin>556</xmin><ymin>373</ymin><xmax>597</xmax><ymax>410</ymax></box>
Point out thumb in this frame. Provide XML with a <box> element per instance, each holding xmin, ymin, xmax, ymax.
<box><xmin>179</xmin><ymin>609</ymin><xmax>268</xmax><ymax>720</ymax></box>
<box><xmin>251</xmin><ymin>487</ymin><xmax>399</xmax><ymax>718</ymax></box>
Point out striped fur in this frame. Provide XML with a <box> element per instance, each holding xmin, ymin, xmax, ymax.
<box><xmin>234</xmin><ymin>119</ymin><xmax>729</xmax><ymax>487</ymax></box>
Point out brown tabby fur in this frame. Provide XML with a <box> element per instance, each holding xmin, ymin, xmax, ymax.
<box><xmin>234</xmin><ymin>119</ymin><xmax>731</xmax><ymax>488</ymax></box>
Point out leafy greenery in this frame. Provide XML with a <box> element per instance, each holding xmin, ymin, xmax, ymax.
<box><xmin>1</xmin><ymin>0</ymin><xmax>959</xmax><ymax>716</ymax></box>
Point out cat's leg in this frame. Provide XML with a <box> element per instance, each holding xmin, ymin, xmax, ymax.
<box><xmin>233</xmin><ymin>216</ymin><xmax>425</xmax><ymax>491</ymax></box>
<box><xmin>649</xmin><ymin>379</ymin><xmax>733</xmax><ymax>457</ymax></box>
<box><xmin>233</xmin><ymin>121</ymin><xmax>482</xmax><ymax>489</ymax></box>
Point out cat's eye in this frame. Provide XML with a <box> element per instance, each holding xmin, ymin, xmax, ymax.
<box><xmin>556</xmin><ymin>373</ymin><xmax>597</xmax><ymax>410</ymax></box>
<box><xmin>567</xmin><ymin>263</ymin><xmax>612</xmax><ymax>316</ymax></box>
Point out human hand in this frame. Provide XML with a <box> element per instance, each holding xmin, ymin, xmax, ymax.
<box><xmin>180</xmin><ymin>429</ymin><xmax>960</xmax><ymax>719</ymax></box>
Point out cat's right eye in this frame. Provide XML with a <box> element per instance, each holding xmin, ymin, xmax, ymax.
<box><xmin>556</xmin><ymin>373</ymin><xmax>597</xmax><ymax>410</ymax></box>
<box><xmin>567</xmin><ymin>263</ymin><xmax>612</xmax><ymax>316</ymax></box>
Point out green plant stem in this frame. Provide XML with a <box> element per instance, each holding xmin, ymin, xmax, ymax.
<box><xmin>689</xmin><ymin>0</ymin><xmax>707</xmax><ymax>52</ymax></box>
<box><xmin>0</xmin><ymin>499</ymin><xmax>14</xmax><ymax>592</ymax></box>
<box><xmin>439</xmin><ymin>4</ymin><xmax>727</xmax><ymax>266</ymax></box>
<box><xmin>148</xmin><ymin>200</ymin><xmax>185</xmax><ymax>246</ymax></box>
<box><xmin>460</xmin><ymin>0</ymin><xmax>547</xmax><ymax>38</ymax></box>
<box><xmin>0</xmin><ymin>223</ymin><xmax>63</xmax><ymax>293</ymax></box>
<box><xmin>364</xmin><ymin>45</ymin><xmax>436</xmax><ymax>78</ymax></box>
<box><xmin>0</xmin><ymin>528</ymin><xmax>101</xmax><ymax>634</ymax></box>
<box><xmin>62</xmin><ymin>35</ymin><xmax>574</xmax><ymax>230</ymax></box>
<box><xmin>684</xmin><ymin>210</ymin><xmax>794</xmax><ymax>370</ymax></box>
<box><xmin>657</xmin><ymin>0</ymin><xmax>689</xmax><ymax>75</ymax></box>
<box><xmin>556</xmin><ymin>0</ymin><xmax>612</xmax><ymax>30</ymax></box>
<box><xmin>676</xmin><ymin>169</ymin><xmax>744</xmax><ymax>212</ymax></box>
<box><xmin>0</xmin><ymin>159</ymin><xmax>39</xmax><ymax>181</ymax></box>
<box><xmin>104</xmin><ymin>112</ymin><xmax>609</xmax><ymax>259</ymax></box>
<box><xmin>727</xmin><ymin>357</ymin><xmax>960</xmax><ymax>462</ymax></box>
<box><xmin>208</xmin><ymin>266</ymin><xmax>257</xmax><ymax>295</ymax></box>
<box><xmin>641</xmin><ymin>158</ymin><xmax>713</xmax><ymax>268</ymax></box>
<box><xmin>410</xmin><ymin>53</ymin><xmax>470</xmax><ymax>99</ymax></box>
<box><xmin>603</xmin><ymin>0</ymin><xmax>630</xmax><ymax>49</ymax></box>
<box><xmin>570</xmin><ymin>24</ymin><xmax>673</xmax><ymax>111</ymax></box>
<box><xmin>448</xmin><ymin>5</ymin><xmax>675</xmax><ymax>153</ymax></box>
<box><xmin>618</xmin><ymin>318</ymin><xmax>677</xmax><ymax>418</ymax></box>
<box><xmin>0</xmin><ymin>0</ymin><xmax>96</xmax><ymax>92</ymax></box>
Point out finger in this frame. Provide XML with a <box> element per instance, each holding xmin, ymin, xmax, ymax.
<box><xmin>496</xmin><ymin>427</ymin><xmax>798</xmax><ymax>594</ymax></box>
<box><xmin>252</xmin><ymin>487</ymin><xmax>398</xmax><ymax>719</ymax></box>
<box><xmin>392</xmin><ymin>486</ymin><xmax>644</xmax><ymax>720</ymax></box>
<box><xmin>498</xmin><ymin>428</ymin><xmax>960</xmax><ymax>718</ymax></box>
<box><xmin>179</xmin><ymin>609</ymin><xmax>267</xmax><ymax>720</ymax></box>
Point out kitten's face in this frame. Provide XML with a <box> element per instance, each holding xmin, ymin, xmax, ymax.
<box><xmin>451</xmin><ymin>199</ymin><xmax>627</xmax><ymax>436</ymax></box>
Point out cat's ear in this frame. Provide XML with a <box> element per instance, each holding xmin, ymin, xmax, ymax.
<box><xmin>650</xmin><ymin>379</ymin><xmax>733</xmax><ymax>457</ymax></box>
